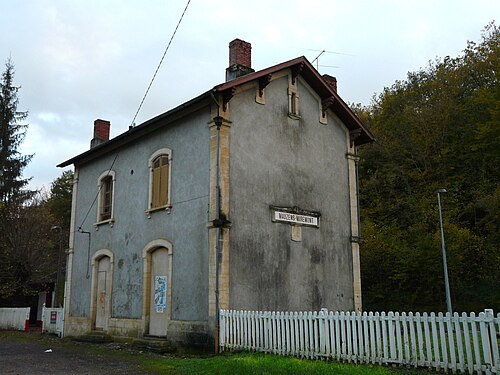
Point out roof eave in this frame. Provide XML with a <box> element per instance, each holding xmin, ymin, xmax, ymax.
<box><xmin>214</xmin><ymin>56</ymin><xmax>374</xmax><ymax>146</ymax></box>
<box><xmin>57</xmin><ymin>91</ymin><xmax>213</xmax><ymax>168</ymax></box>
<box><xmin>58</xmin><ymin>56</ymin><xmax>374</xmax><ymax>168</ymax></box>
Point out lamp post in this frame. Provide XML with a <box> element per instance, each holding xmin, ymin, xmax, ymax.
<box><xmin>436</xmin><ymin>189</ymin><xmax>452</xmax><ymax>315</ymax></box>
<box><xmin>51</xmin><ymin>225</ymin><xmax>63</xmax><ymax>307</ymax></box>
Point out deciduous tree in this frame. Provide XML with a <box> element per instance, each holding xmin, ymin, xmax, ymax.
<box><xmin>358</xmin><ymin>22</ymin><xmax>499</xmax><ymax>313</ymax></box>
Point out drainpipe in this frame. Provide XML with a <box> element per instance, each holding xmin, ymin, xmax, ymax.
<box><xmin>213</xmin><ymin>115</ymin><xmax>223</xmax><ymax>353</ymax></box>
<box><xmin>355</xmin><ymin>146</ymin><xmax>361</xmax><ymax>239</ymax></box>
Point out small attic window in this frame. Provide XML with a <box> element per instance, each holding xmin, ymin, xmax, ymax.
<box><xmin>290</xmin><ymin>92</ymin><xmax>298</xmax><ymax>115</ymax></box>
<box><xmin>288</xmin><ymin>78</ymin><xmax>300</xmax><ymax>119</ymax></box>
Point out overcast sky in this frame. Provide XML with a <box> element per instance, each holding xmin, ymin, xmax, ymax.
<box><xmin>1</xmin><ymin>0</ymin><xmax>498</xmax><ymax>190</ymax></box>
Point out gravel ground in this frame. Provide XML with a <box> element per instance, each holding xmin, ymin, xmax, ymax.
<box><xmin>0</xmin><ymin>332</ymin><xmax>155</xmax><ymax>375</ymax></box>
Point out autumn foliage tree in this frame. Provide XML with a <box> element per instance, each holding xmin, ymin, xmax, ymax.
<box><xmin>358</xmin><ymin>23</ymin><xmax>499</xmax><ymax>313</ymax></box>
<box><xmin>0</xmin><ymin>192</ymin><xmax>56</xmax><ymax>298</ymax></box>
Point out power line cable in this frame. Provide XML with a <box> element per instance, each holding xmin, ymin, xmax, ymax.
<box><xmin>77</xmin><ymin>152</ymin><xmax>119</xmax><ymax>230</ymax></box>
<box><xmin>76</xmin><ymin>0</ymin><xmax>192</xmax><ymax>231</ymax></box>
<box><xmin>130</xmin><ymin>0</ymin><xmax>192</xmax><ymax>128</ymax></box>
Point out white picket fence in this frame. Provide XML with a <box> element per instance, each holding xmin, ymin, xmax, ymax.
<box><xmin>219</xmin><ymin>309</ymin><xmax>500</xmax><ymax>374</ymax></box>
<box><xmin>0</xmin><ymin>307</ymin><xmax>30</xmax><ymax>331</ymax></box>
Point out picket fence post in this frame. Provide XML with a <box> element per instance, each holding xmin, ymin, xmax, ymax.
<box><xmin>218</xmin><ymin>308</ymin><xmax>498</xmax><ymax>374</ymax></box>
<box><xmin>479</xmin><ymin>311</ymin><xmax>491</xmax><ymax>375</ymax></box>
<box><xmin>374</xmin><ymin>312</ymin><xmax>382</xmax><ymax>365</ymax></box>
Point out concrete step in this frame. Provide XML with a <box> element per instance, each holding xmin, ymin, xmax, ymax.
<box><xmin>132</xmin><ymin>337</ymin><xmax>175</xmax><ymax>354</ymax></box>
<box><xmin>72</xmin><ymin>331</ymin><xmax>113</xmax><ymax>344</ymax></box>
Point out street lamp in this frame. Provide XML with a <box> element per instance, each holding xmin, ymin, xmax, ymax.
<box><xmin>51</xmin><ymin>225</ymin><xmax>63</xmax><ymax>307</ymax></box>
<box><xmin>436</xmin><ymin>189</ymin><xmax>452</xmax><ymax>315</ymax></box>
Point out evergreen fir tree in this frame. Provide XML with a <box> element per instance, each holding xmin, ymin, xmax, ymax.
<box><xmin>0</xmin><ymin>58</ymin><xmax>32</xmax><ymax>205</ymax></box>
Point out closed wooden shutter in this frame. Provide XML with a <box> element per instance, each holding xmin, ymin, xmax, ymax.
<box><xmin>152</xmin><ymin>155</ymin><xmax>169</xmax><ymax>208</ymax></box>
<box><xmin>159</xmin><ymin>156</ymin><xmax>169</xmax><ymax>206</ymax></box>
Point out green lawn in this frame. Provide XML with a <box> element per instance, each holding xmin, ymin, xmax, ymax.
<box><xmin>139</xmin><ymin>351</ymin><xmax>441</xmax><ymax>375</ymax></box>
<box><xmin>1</xmin><ymin>331</ymin><xmax>440</xmax><ymax>374</ymax></box>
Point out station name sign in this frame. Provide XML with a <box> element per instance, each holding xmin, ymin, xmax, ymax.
<box><xmin>274</xmin><ymin>211</ymin><xmax>318</xmax><ymax>227</ymax></box>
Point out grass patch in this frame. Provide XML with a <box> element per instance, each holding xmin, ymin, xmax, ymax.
<box><xmin>0</xmin><ymin>332</ymin><xmax>440</xmax><ymax>374</ymax></box>
<box><xmin>140</xmin><ymin>351</ymin><xmax>440</xmax><ymax>375</ymax></box>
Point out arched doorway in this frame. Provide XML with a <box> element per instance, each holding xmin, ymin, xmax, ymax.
<box><xmin>91</xmin><ymin>249</ymin><xmax>114</xmax><ymax>331</ymax></box>
<box><xmin>142</xmin><ymin>240</ymin><xmax>173</xmax><ymax>337</ymax></box>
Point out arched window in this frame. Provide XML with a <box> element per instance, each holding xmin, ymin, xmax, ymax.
<box><xmin>96</xmin><ymin>170</ymin><xmax>115</xmax><ymax>224</ymax></box>
<box><xmin>148</xmin><ymin>149</ymin><xmax>172</xmax><ymax>212</ymax></box>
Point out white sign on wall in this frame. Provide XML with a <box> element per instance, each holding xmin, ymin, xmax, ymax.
<box><xmin>154</xmin><ymin>275</ymin><xmax>167</xmax><ymax>313</ymax></box>
<box><xmin>274</xmin><ymin>211</ymin><xmax>318</xmax><ymax>226</ymax></box>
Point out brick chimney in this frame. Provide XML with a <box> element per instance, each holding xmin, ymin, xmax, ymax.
<box><xmin>90</xmin><ymin>119</ymin><xmax>110</xmax><ymax>148</ymax></box>
<box><xmin>226</xmin><ymin>39</ymin><xmax>255</xmax><ymax>81</ymax></box>
<box><xmin>322</xmin><ymin>74</ymin><xmax>337</xmax><ymax>93</ymax></box>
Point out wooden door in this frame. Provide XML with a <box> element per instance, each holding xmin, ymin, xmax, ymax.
<box><xmin>95</xmin><ymin>256</ymin><xmax>110</xmax><ymax>330</ymax></box>
<box><xmin>149</xmin><ymin>248</ymin><xmax>169</xmax><ymax>336</ymax></box>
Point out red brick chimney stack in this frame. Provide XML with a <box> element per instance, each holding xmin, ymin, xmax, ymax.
<box><xmin>90</xmin><ymin>119</ymin><xmax>111</xmax><ymax>148</ymax></box>
<box><xmin>226</xmin><ymin>38</ymin><xmax>255</xmax><ymax>81</ymax></box>
<box><xmin>322</xmin><ymin>74</ymin><xmax>338</xmax><ymax>93</ymax></box>
<box><xmin>229</xmin><ymin>39</ymin><xmax>252</xmax><ymax>68</ymax></box>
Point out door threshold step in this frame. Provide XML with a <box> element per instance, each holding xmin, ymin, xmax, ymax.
<box><xmin>132</xmin><ymin>337</ymin><xmax>175</xmax><ymax>354</ymax></box>
<box><xmin>72</xmin><ymin>331</ymin><xmax>113</xmax><ymax>343</ymax></box>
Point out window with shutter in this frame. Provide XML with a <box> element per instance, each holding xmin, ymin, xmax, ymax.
<box><xmin>148</xmin><ymin>149</ymin><xmax>172</xmax><ymax>213</ymax></box>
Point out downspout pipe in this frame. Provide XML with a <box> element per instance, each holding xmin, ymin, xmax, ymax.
<box><xmin>355</xmin><ymin>146</ymin><xmax>361</xmax><ymax>239</ymax></box>
<box><xmin>213</xmin><ymin>114</ymin><xmax>223</xmax><ymax>353</ymax></box>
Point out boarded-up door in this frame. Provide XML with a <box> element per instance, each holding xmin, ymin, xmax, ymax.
<box><xmin>149</xmin><ymin>248</ymin><xmax>169</xmax><ymax>336</ymax></box>
<box><xmin>95</xmin><ymin>256</ymin><xmax>111</xmax><ymax>330</ymax></box>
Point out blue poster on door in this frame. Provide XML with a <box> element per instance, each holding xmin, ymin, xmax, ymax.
<box><xmin>154</xmin><ymin>275</ymin><xmax>167</xmax><ymax>313</ymax></box>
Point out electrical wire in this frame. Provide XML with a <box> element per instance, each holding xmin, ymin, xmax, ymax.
<box><xmin>130</xmin><ymin>0</ymin><xmax>192</xmax><ymax>128</ymax></box>
<box><xmin>75</xmin><ymin>0</ymin><xmax>192</xmax><ymax>232</ymax></box>
<box><xmin>77</xmin><ymin>152</ymin><xmax>119</xmax><ymax>230</ymax></box>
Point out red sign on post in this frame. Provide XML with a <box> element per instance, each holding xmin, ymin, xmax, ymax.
<box><xmin>50</xmin><ymin>311</ymin><xmax>57</xmax><ymax>324</ymax></box>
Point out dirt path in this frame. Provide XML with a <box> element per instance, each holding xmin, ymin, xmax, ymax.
<box><xmin>0</xmin><ymin>332</ymin><xmax>155</xmax><ymax>375</ymax></box>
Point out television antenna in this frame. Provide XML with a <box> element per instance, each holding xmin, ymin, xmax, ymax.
<box><xmin>308</xmin><ymin>49</ymin><xmax>354</xmax><ymax>70</ymax></box>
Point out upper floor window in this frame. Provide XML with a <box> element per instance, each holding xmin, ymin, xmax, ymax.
<box><xmin>288</xmin><ymin>75</ymin><xmax>300</xmax><ymax>119</ymax></box>
<box><xmin>148</xmin><ymin>148</ymin><xmax>172</xmax><ymax>213</ymax></box>
<box><xmin>96</xmin><ymin>170</ymin><xmax>115</xmax><ymax>225</ymax></box>
<box><xmin>290</xmin><ymin>92</ymin><xmax>298</xmax><ymax>115</ymax></box>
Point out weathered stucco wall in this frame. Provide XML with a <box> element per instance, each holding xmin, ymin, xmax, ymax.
<box><xmin>228</xmin><ymin>75</ymin><xmax>354</xmax><ymax>312</ymax></box>
<box><xmin>70</xmin><ymin>108</ymin><xmax>211</xmax><ymax>322</ymax></box>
